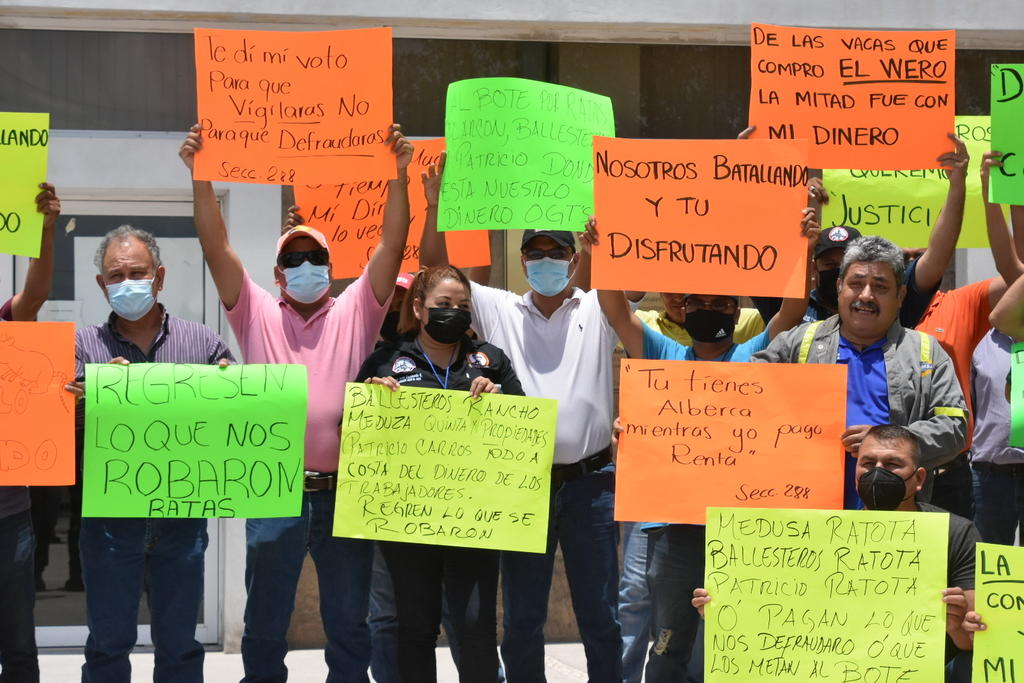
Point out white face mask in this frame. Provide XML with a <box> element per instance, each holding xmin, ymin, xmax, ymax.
<box><xmin>106</xmin><ymin>279</ymin><xmax>156</xmax><ymax>321</ymax></box>
<box><xmin>283</xmin><ymin>262</ymin><xmax>330</xmax><ymax>304</ymax></box>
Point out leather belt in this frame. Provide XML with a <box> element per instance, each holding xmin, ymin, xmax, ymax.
<box><xmin>551</xmin><ymin>447</ymin><xmax>613</xmax><ymax>489</ymax></box>
<box><xmin>304</xmin><ymin>471</ymin><xmax>337</xmax><ymax>492</ymax></box>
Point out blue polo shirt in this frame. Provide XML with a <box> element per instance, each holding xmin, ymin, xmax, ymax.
<box><xmin>639</xmin><ymin>324</ymin><xmax>771</xmax><ymax>530</ymax></box>
<box><xmin>838</xmin><ymin>334</ymin><xmax>891</xmax><ymax>508</ymax></box>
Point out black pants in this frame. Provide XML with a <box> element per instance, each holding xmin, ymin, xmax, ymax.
<box><xmin>379</xmin><ymin>541</ymin><xmax>499</xmax><ymax>683</ymax></box>
<box><xmin>644</xmin><ymin>524</ymin><xmax>706</xmax><ymax>683</ymax></box>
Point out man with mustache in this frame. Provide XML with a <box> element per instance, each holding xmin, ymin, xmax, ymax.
<box><xmin>754</xmin><ymin>235</ymin><xmax>968</xmax><ymax>508</ymax></box>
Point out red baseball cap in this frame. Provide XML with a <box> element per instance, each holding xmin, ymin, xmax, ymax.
<box><xmin>395</xmin><ymin>272</ymin><xmax>415</xmax><ymax>290</ymax></box>
<box><xmin>277</xmin><ymin>225</ymin><xmax>329</xmax><ymax>254</ymax></box>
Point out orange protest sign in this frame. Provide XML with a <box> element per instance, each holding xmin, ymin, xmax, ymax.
<box><xmin>193</xmin><ymin>27</ymin><xmax>394</xmax><ymax>185</ymax></box>
<box><xmin>0</xmin><ymin>322</ymin><xmax>76</xmax><ymax>485</ymax></box>
<box><xmin>294</xmin><ymin>138</ymin><xmax>491</xmax><ymax>278</ymax></box>
<box><xmin>748</xmin><ymin>23</ymin><xmax>955</xmax><ymax>170</ymax></box>
<box><xmin>591</xmin><ymin>136</ymin><xmax>809</xmax><ymax>298</ymax></box>
<box><xmin>614</xmin><ymin>359</ymin><xmax>846</xmax><ymax>524</ymax></box>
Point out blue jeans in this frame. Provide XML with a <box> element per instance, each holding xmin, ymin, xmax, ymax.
<box><xmin>972</xmin><ymin>463</ymin><xmax>1024</xmax><ymax>544</ymax></box>
<box><xmin>242</xmin><ymin>490</ymin><xmax>373</xmax><ymax>683</ymax></box>
<box><xmin>618</xmin><ymin>522</ymin><xmax>650</xmax><ymax>683</ymax></box>
<box><xmin>0</xmin><ymin>510</ymin><xmax>38</xmax><ymax>683</ymax></box>
<box><xmin>369</xmin><ymin>544</ymin><xmax>399</xmax><ymax>683</ymax></box>
<box><xmin>500</xmin><ymin>463</ymin><xmax>621</xmax><ymax>683</ymax></box>
<box><xmin>79</xmin><ymin>517</ymin><xmax>207</xmax><ymax>683</ymax></box>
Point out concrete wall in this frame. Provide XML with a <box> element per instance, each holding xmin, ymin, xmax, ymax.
<box><xmin>3</xmin><ymin>1</ymin><xmax>1024</xmax><ymax>48</ymax></box>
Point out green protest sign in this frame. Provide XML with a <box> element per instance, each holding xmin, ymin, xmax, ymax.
<box><xmin>1011</xmin><ymin>342</ymin><xmax>1024</xmax><ymax>447</ymax></box>
<box><xmin>334</xmin><ymin>383</ymin><xmax>556</xmax><ymax>552</ymax></box>
<box><xmin>704</xmin><ymin>507</ymin><xmax>948</xmax><ymax>682</ymax></box>
<box><xmin>438</xmin><ymin>77</ymin><xmax>615</xmax><ymax>232</ymax></box>
<box><xmin>973</xmin><ymin>542</ymin><xmax>1024</xmax><ymax>681</ymax></box>
<box><xmin>0</xmin><ymin>112</ymin><xmax>49</xmax><ymax>258</ymax></box>
<box><xmin>991</xmin><ymin>65</ymin><xmax>1024</xmax><ymax>205</ymax></box>
<box><xmin>83</xmin><ymin>363</ymin><xmax>307</xmax><ymax>518</ymax></box>
<box><xmin>822</xmin><ymin>116</ymin><xmax>1006</xmax><ymax>248</ymax></box>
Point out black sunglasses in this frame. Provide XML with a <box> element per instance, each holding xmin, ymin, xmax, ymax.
<box><xmin>277</xmin><ymin>249</ymin><xmax>330</xmax><ymax>269</ymax></box>
<box><xmin>522</xmin><ymin>246</ymin><xmax>573</xmax><ymax>261</ymax></box>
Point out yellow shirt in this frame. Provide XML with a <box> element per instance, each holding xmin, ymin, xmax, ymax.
<box><xmin>633</xmin><ymin>308</ymin><xmax>765</xmax><ymax>346</ymax></box>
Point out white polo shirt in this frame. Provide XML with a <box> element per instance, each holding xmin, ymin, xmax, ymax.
<box><xmin>470</xmin><ymin>283</ymin><xmax>618</xmax><ymax>465</ymax></box>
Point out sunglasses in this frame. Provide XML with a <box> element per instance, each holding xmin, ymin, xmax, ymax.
<box><xmin>277</xmin><ymin>249</ymin><xmax>330</xmax><ymax>269</ymax></box>
<box><xmin>522</xmin><ymin>247</ymin><xmax>573</xmax><ymax>262</ymax></box>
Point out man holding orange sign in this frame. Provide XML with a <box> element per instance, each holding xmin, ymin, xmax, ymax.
<box><xmin>595</xmin><ymin>209</ymin><xmax>824</xmax><ymax>682</ymax></box>
<box><xmin>754</xmin><ymin>234</ymin><xmax>967</xmax><ymax>507</ymax></box>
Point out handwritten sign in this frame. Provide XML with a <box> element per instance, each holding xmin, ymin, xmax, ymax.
<box><xmin>591</xmin><ymin>137</ymin><xmax>810</xmax><ymax>298</ymax></box>
<box><xmin>823</xmin><ymin>116</ymin><xmax>1007</xmax><ymax>248</ymax></box>
<box><xmin>704</xmin><ymin>507</ymin><xmax>948</xmax><ymax>682</ymax></box>
<box><xmin>438</xmin><ymin>77</ymin><xmax>615</xmax><ymax>232</ymax></box>
<box><xmin>82</xmin><ymin>363</ymin><xmax>307</xmax><ymax>518</ymax></box>
<box><xmin>1011</xmin><ymin>342</ymin><xmax>1024</xmax><ymax>447</ymax></box>
<box><xmin>193</xmin><ymin>27</ymin><xmax>393</xmax><ymax>185</ymax></box>
<box><xmin>973</xmin><ymin>542</ymin><xmax>1024</xmax><ymax>682</ymax></box>
<box><xmin>614</xmin><ymin>360</ymin><xmax>845</xmax><ymax>524</ymax></box>
<box><xmin>0</xmin><ymin>112</ymin><xmax>49</xmax><ymax>258</ymax></box>
<box><xmin>0</xmin><ymin>322</ymin><xmax>74</xmax><ymax>485</ymax></box>
<box><xmin>294</xmin><ymin>138</ymin><xmax>490</xmax><ymax>278</ymax></box>
<box><xmin>748</xmin><ymin>23</ymin><xmax>955</xmax><ymax>170</ymax></box>
<box><xmin>334</xmin><ymin>383</ymin><xmax>556</xmax><ymax>552</ymax></box>
<box><xmin>991</xmin><ymin>64</ymin><xmax>1024</xmax><ymax>205</ymax></box>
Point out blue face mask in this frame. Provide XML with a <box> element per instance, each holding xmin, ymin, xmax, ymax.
<box><xmin>106</xmin><ymin>278</ymin><xmax>156</xmax><ymax>321</ymax></box>
<box><xmin>283</xmin><ymin>261</ymin><xmax>330</xmax><ymax>304</ymax></box>
<box><xmin>526</xmin><ymin>257</ymin><xmax>572</xmax><ymax>297</ymax></box>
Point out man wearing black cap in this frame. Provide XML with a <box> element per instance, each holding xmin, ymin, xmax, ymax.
<box><xmin>421</xmin><ymin>218</ymin><xmax>628</xmax><ymax>682</ymax></box>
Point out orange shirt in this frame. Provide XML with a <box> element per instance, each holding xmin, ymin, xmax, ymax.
<box><xmin>915</xmin><ymin>278</ymin><xmax>995</xmax><ymax>450</ymax></box>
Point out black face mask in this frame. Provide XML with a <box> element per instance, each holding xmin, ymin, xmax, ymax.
<box><xmin>684</xmin><ymin>309</ymin><xmax>736</xmax><ymax>344</ymax></box>
<box><xmin>816</xmin><ymin>267</ymin><xmax>841</xmax><ymax>309</ymax></box>
<box><xmin>380</xmin><ymin>310</ymin><xmax>401</xmax><ymax>342</ymax></box>
<box><xmin>857</xmin><ymin>467</ymin><xmax>913</xmax><ymax>511</ymax></box>
<box><xmin>424</xmin><ymin>307</ymin><xmax>472</xmax><ymax>344</ymax></box>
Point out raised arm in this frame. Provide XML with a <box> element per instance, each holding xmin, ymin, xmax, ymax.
<box><xmin>179</xmin><ymin>124</ymin><xmax>246</xmax><ymax>309</ymax></box>
<box><xmin>768</xmin><ymin>207</ymin><xmax>820</xmax><ymax>338</ymax></box>
<box><xmin>420</xmin><ymin>151</ymin><xmax>450</xmax><ymax>269</ymax></box>
<box><xmin>11</xmin><ymin>183</ymin><xmax>60</xmax><ymax>321</ymax></box>
<box><xmin>581</xmin><ymin>222</ymin><xmax>644</xmax><ymax>356</ymax></box>
<box><xmin>365</xmin><ymin>124</ymin><xmax>413</xmax><ymax>305</ymax></box>
<box><xmin>914</xmin><ymin>134</ymin><xmax>968</xmax><ymax>292</ymax></box>
<box><xmin>980</xmin><ymin>152</ymin><xmax>1024</xmax><ymax>307</ymax></box>
<box><xmin>990</xmin><ymin>268</ymin><xmax>1024</xmax><ymax>340</ymax></box>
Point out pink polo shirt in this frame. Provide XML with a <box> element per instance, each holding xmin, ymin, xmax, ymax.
<box><xmin>225</xmin><ymin>271</ymin><xmax>388</xmax><ymax>472</ymax></box>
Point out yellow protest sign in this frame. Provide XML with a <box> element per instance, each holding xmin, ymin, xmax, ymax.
<box><xmin>334</xmin><ymin>383</ymin><xmax>556</xmax><ymax>552</ymax></box>
<box><xmin>704</xmin><ymin>507</ymin><xmax>948</xmax><ymax>682</ymax></box>
<box><xmin>0</xmin><ymin>113</ymin><xmax>49</xmax><ymax>257</ymax></box>
<box><xmin>973</xmin><ymin>542</ymin><xmax>1024</xmax><ymax>681</ymax></box>
<box><xmin>823</xmin><ymin>116</ymin><xmax>1008</xmax><ymax>248</ymax></box>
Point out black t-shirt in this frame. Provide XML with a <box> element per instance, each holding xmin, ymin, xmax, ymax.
<box><xmin>917</xmin><ymin>503</ymin><xmax>981</xmax><ymax>662</ymax></box>
<box><xmin>917</xmin><ymin>503</ymin><xmax>979</xmax><ymax>591</ymax></box>
<box><xmin>355</xmin><ymin>334</ymin><xmax>525</xmax><ymax>397</ymax></box>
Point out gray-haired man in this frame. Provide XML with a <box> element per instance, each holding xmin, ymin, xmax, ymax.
<box><xmin>754</xmin><ymin>235</ymin><xmax>968</xmax><ymax>507</ymax></box>
<box><xmin>75</xmin><ymin>225</ymin><xmax>233</xmax><ymax>683</ymax></box>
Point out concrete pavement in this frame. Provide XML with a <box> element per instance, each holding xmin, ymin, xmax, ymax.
<box><xmin>39</xmin><ymin>643</ymin><xmax>589</xmax><ymax>681</ymax></box>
